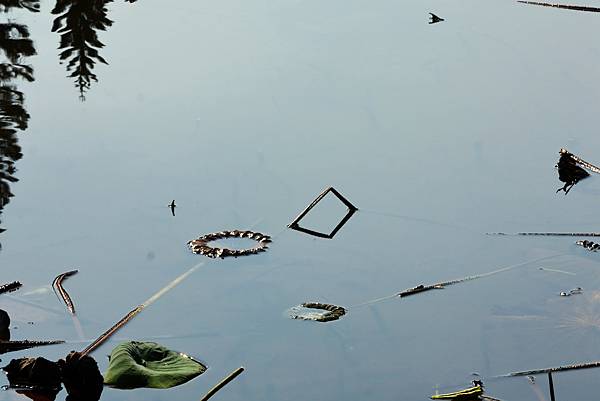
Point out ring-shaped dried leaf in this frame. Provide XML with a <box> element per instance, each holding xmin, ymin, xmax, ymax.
<box><xmin>187</xmin><ymin>230</ymin><xmax>271</xmax><ymax>259</ymax></box>
<box><xmin>289</xmin><ymin>302</ymin><xmax>347</xmax><ymax>322</ymax></box>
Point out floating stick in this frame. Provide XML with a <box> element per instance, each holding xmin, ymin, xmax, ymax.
<box><xmin>488</xmin><ymin>232</ymin><xmax>600</xmax><ymax>237</ymax></box>
<box><xmin>80</xmin><ymin>261</ymin><xmax>206</xmax><ymax>356</ymax></box>
<box><xmin>501</xmin><ymin>360</ymin><xmax>600</xmax><ymax>377</ymax></box>
<box><xmin>199</xmin><ymin>367</ymin><xmax>244</xmax><ymax>401</ymax></box>
<box><xmin>81</xmin><ymin>305</ymin><xmax>143</xmax><ymax>356</ymax></box>
<box><xmin>52</xmin><ymin>270</ymin><xmax>78</xmax><ymax>314</ymax></box>
<box><xmin>518</xmin><ymin>1</ymin><xmax>600</xmax><ymax>13</ymax></box>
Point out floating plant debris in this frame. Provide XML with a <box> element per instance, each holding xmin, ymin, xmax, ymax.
<box><xmin>560</xmin><ymin>287</ymin><xmax>582</xmax><ymax>297</ymax></box>
<box><xmin>103</xmin><ymin>341</ymin><xmax>207</xmax><ymax>389</ymax></box>
<box><xmin>290</xmin><ymin>255</ymin><xmax>561</xmax><ymax>323</ymax></box>
<box><xmin>429</xmin><ymin>12</ymin><xmax>444</xmax><ymax>24</ymax></box>
<box><xmin>188</xmin><ymin>230</ymin><xmax>271</xmax><ymax>259</ymax></box>
<box><xmin>398</xmin><ymin>284</ymin><xmax>444</xmax><ymax>297</ymax></box>
<box><xmin>518</xmin><ymin>0</ymin><xmax>600</xmax><ymax>12</ymax></box>
<box><xmin>431</xmin><ymin>384</ymin><xmax>483</xmax><ymax>400</ymax></box>
<box><xmin>288</xmin><ymin>187</ymin><xmax>358</xmax><ymax>239</ymax></box>
<box><xmin>52</xmin><ymin>270</ymin><xmax>78</xmax><ymax>314</ymax></box>
<box><xmin>394</xmin><ymin>258</ymin><xmax>550</xmax><ymax>298</ymax></box>
<box><xmin>556</xmin><ymin>148</ymin><xmax>600</xmax><ymax>194</ymax></box>
<box><xmin>576</xmin><ymin>240</ymin><xmax>600</xmax><ymax>252</ymax></box>
<box><xmin>199</xmin><ymin>367</ymin><xmax>245</xmax><ymax>401</ymax></box>
<box><xmin>289</xmin><ymin>302</ymin><xmax>347</xmax><ymax>322</ymax></box>
<box><xmin>0</xmin><ymin>281</ymin><xmax>22</xmax><ymax>295</ymax></box>
<box><xmin>0</xmin><ymin>340</ymin><xmax>65</xmax><ymax>354</ymax></box>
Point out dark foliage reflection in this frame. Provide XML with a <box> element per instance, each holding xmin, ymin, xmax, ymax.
<box><xmin>0</xmin><ymin>1</ymin><xmax>36</xmax><ymax>249</ymax></box>
<box><xmin>52</xmin><ymin>0</ymin><xmax>138</xmax><ymax>100</ymax></box>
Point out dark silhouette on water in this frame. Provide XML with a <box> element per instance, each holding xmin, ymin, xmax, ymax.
<box><xmin>429</xmin><ymin>13</ymin><xmax>445</xmax><ymax>24</ymax></box>
<box><xmin>51</xmin><ymin>0</ymin><xmax>139</xmax><ymax>100</ymax></box>
<box><xmin>556</xmin><ymin>148</ymin><xmax>596</xmax><ymax>194</ymax></box>
<box><xmin>0</xmin><ymin>0</ymin><xmax>40</xmax><ymax>12</ymax></box>
<box><xmin>0</xmin><ymin>7</ymin><xmax>36</xmax><ymax>250</ymax></box>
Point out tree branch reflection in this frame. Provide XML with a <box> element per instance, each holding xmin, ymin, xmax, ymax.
<box><xmin>0</xmin><ymin>2</ymin><xmax>36</xmax><ymax>250</ymax></box>
<box><xmin>52</xmin><ymin>0</ymin><xmax>112</xmax><ymax>100</ymax></box>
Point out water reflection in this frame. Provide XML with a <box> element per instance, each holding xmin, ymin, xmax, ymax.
<box><xmin>52</xmin><ymin>0</ymin><xmax>114</xmax><ymax>100</ymax></box>
<box><xmin>0</xmin><ymin>8</ymin><xmax>36</xmax><ymax>250</ymax></box>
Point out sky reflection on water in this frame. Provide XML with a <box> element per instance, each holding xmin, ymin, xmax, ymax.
<box><xmin>2</xmin><ymin>0</ymin><xmax>600</xmax><ymax>400</ymax></box>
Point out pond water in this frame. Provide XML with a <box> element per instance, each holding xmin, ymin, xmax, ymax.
<box><xmin>2</xmin><ymin>0</ymin><xmax>600</xmax><ymax>400</ymax></box>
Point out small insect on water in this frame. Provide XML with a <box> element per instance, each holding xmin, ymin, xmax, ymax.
<box><xmin>429</xmin><ymin>13</ymin><xmax>445</xmax><ymax>24</ymax></box>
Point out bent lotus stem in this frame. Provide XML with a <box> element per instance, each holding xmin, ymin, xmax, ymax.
<box><xmin>52</xmin><ymin>270</ymin><xmax>78</xmax><ymax>314</ymax></box>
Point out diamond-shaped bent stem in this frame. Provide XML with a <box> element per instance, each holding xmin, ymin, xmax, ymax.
<box><xmin>288</xmin><ymin>187</ymin><xmax>358</xmax><ymax>239</ymax></box>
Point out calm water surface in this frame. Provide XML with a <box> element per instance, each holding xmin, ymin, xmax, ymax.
<box><xmin>2</xmin><ymin>0</ymin><xmax>600</xmax><ymax>400</ymax></box>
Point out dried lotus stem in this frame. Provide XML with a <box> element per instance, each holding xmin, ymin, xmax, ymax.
<box><xmin>199</xmin><ymin>367</ymin><xmax>245</xmax><ymax>401</ymax></box>
<box><xmin>80</xmin><ymin>305</ymin><xmax>143</xmax><ymax>357</ymax></box>
<box><xmin>518</xmin><ymin>1</ymin><xmax>600</xmax><ymax>13</ymax></box>
<box><xmin>52</xmin><ymin>270</ymin><xmax>78</xmax><ymax>314</ymax></box>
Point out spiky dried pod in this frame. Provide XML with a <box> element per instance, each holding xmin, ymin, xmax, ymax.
<box><xmin>0</xmin><ymin>281</ymin><xmax>21</xmax><ymax>294</ymax></box>
<box><xmin>188</xmin><ymin>230</ymin><xmax>271</xmax><ymax>259</ymax></box>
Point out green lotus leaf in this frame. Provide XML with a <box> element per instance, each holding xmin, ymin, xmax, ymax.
<box><xmin>103</xmin><ymin>341</ymin><xmax>207</xmax><ymax>389</ymax></box>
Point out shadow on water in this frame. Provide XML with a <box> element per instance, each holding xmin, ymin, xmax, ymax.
<box><xmin>52</xmin><ymin>0</ymin><xmax>137</xmax><ymax>101</ymax></box>
<box><xmin>0</xmin><ymin>0</ymin><xmax>37</xmax><ymax>250</ymax></box>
